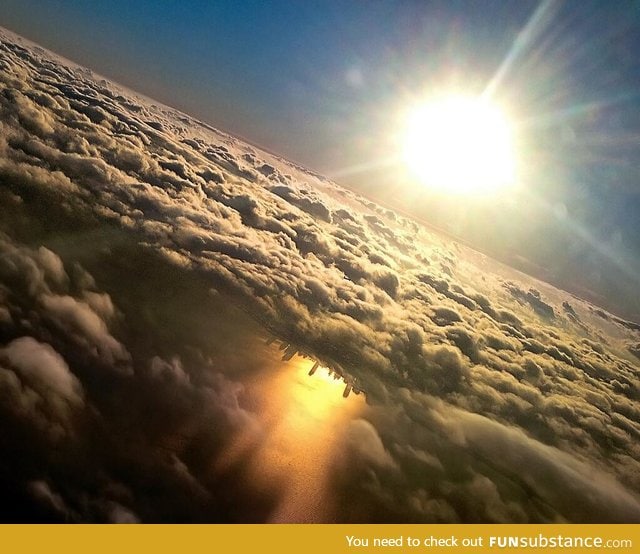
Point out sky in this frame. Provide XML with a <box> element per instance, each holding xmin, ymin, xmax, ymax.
<box><xmin>1</xmin><ymin>0</ymin><xmax>640</xmax><ymax>319</ymax></box>
<box><xmin>0</xmin><ymin>0</ymin><xmax>538</xmax><ymax>168</ymax></box>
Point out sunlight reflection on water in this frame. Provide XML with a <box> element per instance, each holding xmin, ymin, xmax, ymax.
<box><xmin>218</xmin><ymin>347</ymin><xmax>365</xmax><ymax>522</ymax></box>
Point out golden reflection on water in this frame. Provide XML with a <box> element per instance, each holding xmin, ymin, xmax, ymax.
<box><xmin>219</xmin><ymin>348</ymin><xmax>365</xmax><ymax>522</ymax></box>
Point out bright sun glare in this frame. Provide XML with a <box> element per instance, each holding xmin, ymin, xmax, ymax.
<box><xmin>402</xmin><ymin>95</ymin><xmax>517</xmax><ymax>195</ymax></box>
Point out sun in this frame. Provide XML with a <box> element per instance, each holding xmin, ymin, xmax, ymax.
<box><xmin>402</xmin><ymin>95</ymin><xmax>517</xmax><ymax>195</ymax></box>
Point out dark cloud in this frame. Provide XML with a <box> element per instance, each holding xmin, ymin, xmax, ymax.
<box><xmin>505</xmin><ymin>283</ymin><xmax>556</xmax><ymax>319</ymax></box>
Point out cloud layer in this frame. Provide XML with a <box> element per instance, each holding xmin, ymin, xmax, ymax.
<box><xmin>1</xmin><ymin>27</ymin><xmax>639</xmax><ymax>522</ymax></box>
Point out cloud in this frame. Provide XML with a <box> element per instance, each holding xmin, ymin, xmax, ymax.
<box><xmin>41</xmin><ymin>294</ymin><xmax>129</xmax><ymax>366</ymax></box>
<box><xmin>1</xmin><ymin>337</ymin><xmax>83</xmax><ymax>405</ymax></box>
<box><xmin>0</xmin><ymin>26</ymin><xmax>639</xmax><ymax>523</ymax></box>
<box><xmin>269</xmin><ymin>184</ymin><xmax>333</xmax><ymax>223</ymax></box>
<box><xmin>28</xmin><ymin>481</ymin><xmax>70</xmax><ymax>520</ymax></box>
<box><xmin>343</xmin><ymin>419</ymin><xmax>396</xmax><ymax>469</ymax></box>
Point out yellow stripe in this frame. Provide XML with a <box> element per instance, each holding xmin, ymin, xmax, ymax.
<box><xmin>2</xmin><ymin>524</ymin><xmax>639</xmax><ymax>554</ymax></box>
